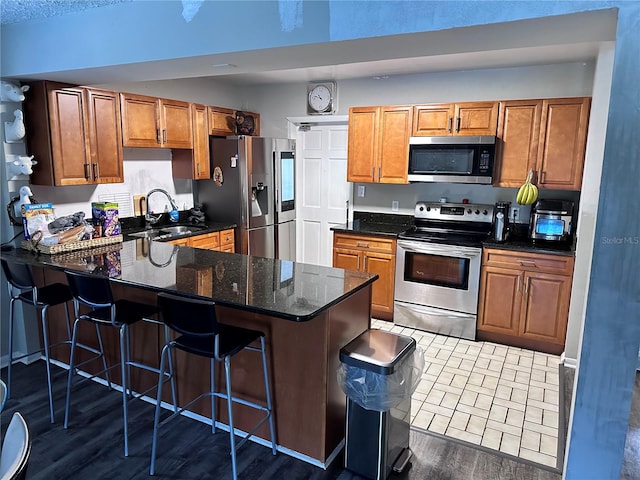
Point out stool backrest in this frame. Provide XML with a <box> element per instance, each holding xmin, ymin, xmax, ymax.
<box><xmin>157</xmin><ymin>292</ymin><xmax>219</xmax><ymax>337</ymax></box>
<box><xmin>65</xmin><ymin>270</ymin><xmax>114</xmax><ymax>308</ymax></box>
<box><xmin>1</xmin><ymin>258</ymin><xmax>35</xmax><ymax>291</ymax></box>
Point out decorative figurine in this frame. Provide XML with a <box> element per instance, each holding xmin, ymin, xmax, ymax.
<box><xmin>4</xmin><ymin>109</ymin><xmax>26</xmax><ymax>142</ymax></box>
<box><xmin>0</xmin><ymin>81</ymin><xmax>29</xmax><ymax>103</ymax></box>
<box><xmin>6</xmin><ymin>154</ymin><xmax>37</xmax><ymax>178</ymax></box>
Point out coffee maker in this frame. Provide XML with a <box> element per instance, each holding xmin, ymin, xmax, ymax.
<box><xmin>492</xmin><ymin>201</ymin><xmax>510</xmax><ymax>242</ymax></box>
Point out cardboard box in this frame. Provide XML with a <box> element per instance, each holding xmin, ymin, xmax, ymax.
<box><xmin>21</xmin><ymin>203</ymin><xmax>54</xmax><ymax>240</ymax></box>
<box><xmin>91</xmin><ymin>202</ymin><xmax>121</xmax><ymax>237</ymax></box>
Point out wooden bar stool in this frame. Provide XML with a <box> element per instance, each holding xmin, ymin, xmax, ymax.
<box><xmin>150</xmin><ymin>292</ymin><xmax>277</xmax><ymax>479</ymax></box>
<box><xmin>1</xmin><ymin>258</ymin><xmax>74</xmax><ymax>423</ymax></box>
<box><xmin>63</xmin><ymin>270</ymin><xmax>177</xmax><ymax>457</ymax></box>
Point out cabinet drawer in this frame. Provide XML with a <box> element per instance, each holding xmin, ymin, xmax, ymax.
<box><xmin>220</xmin><ymin>229</ymin><xmax>235</xmax><ymax>246</ymax></box>
<box><xmin>189</xmin><ymin>232</ymin><xmax>220</xmax><ymax>250</ymax></box>
<box><xmin>333</xmin><ymin>233</ymin><xmax>395</xmax><ymax>253</ymax></box>
<box><xmin>483</xmin><ymin>248</ymin><xmax>574</xmax><ymax>275</ymax></box>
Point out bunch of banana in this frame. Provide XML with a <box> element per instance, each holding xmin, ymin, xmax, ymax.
<box><xmin>516</xmin><ymin>169</ymin><xmax>538</xmax><ymax>205</ymax></box>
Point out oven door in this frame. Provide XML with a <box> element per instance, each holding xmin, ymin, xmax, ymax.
<box><xmin>395</xmin><ymin>239</ymin><xmax>482</xmax><ymax>315</ymax></box>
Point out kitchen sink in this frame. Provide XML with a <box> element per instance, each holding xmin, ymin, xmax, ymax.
<box><xmin>128</xmin><ymin>225</ymin><xmax>205</xmax><ymax>240</ymax></box>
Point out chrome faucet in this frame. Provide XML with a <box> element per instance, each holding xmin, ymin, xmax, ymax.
<box><xmin>145</xmin><ymin>188</ymin><xmax>179</xmax><ymax>227</ymax></box>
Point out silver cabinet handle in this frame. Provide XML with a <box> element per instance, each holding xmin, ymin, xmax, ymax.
<box><xmin>378</xmin><ymin>166</ymin><xmax>381</xmax><ymax>181</ymax></box>
<box><xmin>93</xmin><ymin>163</ymin><xmax>99</xmax><ymax>180</ymax></box>
<box><xmin>456</xmin><ymin>117</ymin><xmax>461</xmax><ymax>132</ymax></box>
<box><xmin>163</xmin><ymin>129</ymin><xmax>167</xmax><ymax>143</ymax></box>
<box><xmin>447</xmin><ymin>117</ymin><xmax>453</xmax><ymax>133</ymax></box>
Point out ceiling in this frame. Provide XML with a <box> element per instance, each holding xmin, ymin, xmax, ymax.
<box><xmin>0</xmin><ymin>1</ymin><xmax>615</xmax><ymax>87</ymax></box>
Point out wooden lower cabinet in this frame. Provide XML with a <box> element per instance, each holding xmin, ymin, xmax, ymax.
<box><xmin>477</xmin><ymin>248</ymin><xmax>574</xmax><ymax>355</ymax></box>
<box><xmin>168</xmin><ymin>228</ymin><xmax>235</xmax><ymax>252</ymax></box>
<box><xmin>332</xmin><ymin>232</ymin><xmax>395</xmax><ymax>320</ymax></box>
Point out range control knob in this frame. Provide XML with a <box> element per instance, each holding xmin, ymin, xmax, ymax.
<box><xmin>474</xmin><ymin>209</ymin><xmax>480</xmax><ymax>215</ymax></box>
<box><xmin>418</xmin><ymin>205</ymin><xmax>424</xmax><ymax>211</ymax></box>
<box><xmin>426</xmin><ymin>207</ymin><xmax>431</xmax><ymax>212</ymax></box>
<box><xmin>467</xmin><ymin>208</ymin><xmax>472</xmax><ymax>214</ymax></box>
<box><xmin>483</xmin><ymin>210</ymin><xmax>488</xmax><ymax>215</ymax></box>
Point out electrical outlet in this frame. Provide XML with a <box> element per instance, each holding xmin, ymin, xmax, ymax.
<box><xmin>391</xmin><ymin>200</ymin><xmax>399</xmax><ymax>212</ymax></box>
<box><xmin>357</xmin><ymin>185</ymin><xmax>366</xmax><ymax>197</ymax></box>
<box><xmin>511</xmin><ymin>207</ymin><xmax>520</xmax><ymax>222</ymax></box>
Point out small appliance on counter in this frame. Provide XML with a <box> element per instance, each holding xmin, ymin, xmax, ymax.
<box><xmin>491</xmin><ymin>201</ymin><xmax>511</xmax><ymax>243</ymax></box>
<box><xmin>529</xmin><ymin>199</ymin><xmax>574</xmax><ymax>243</ymax></box>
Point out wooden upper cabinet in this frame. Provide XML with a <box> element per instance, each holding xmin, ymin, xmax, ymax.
<box><xmin>208</xmin><ymin>106</ymin><xmax>236</xmax><ymax>136</ymax></box>
<box><xmin>24</xmin><ymin>81</ymin><xmax>123</xmax><ymax>186</ymax></box>
<box><xmin>494</xmin><ymin>100</ymin><xmax>542</xmax><ymax>187</ymax></box>
<box><xmin>494</xmin><ymin>97</ymin><xmax>590</xmax><ymax>190</ymax></box>
<box><xmin>120</xmin><ymin>93</ymin><xmax>159</xmax><ymax>147</ymax></box>
<box><xmin>412</xmin><ymin>104</ymin><xmax>455</xmax><ymax>136</ymax></box>
<box><xmin>347</xmin><ymin>107</ymin><xmax>378</xmax><ymax>182</ymax></box>
<box><xmin>347</xmin><ymin>105</ymin><xmax>411</xmax><ymax>184</ymax></box>
<box><xmin>413</xmin><ymin>102</ymin><xmax>498</xmax><ymax>136</ymax></box>
<box><xmin>120</xmin><ymin>93</ymin><xmax>192</xmax><ymax>148</ymax></box>
<box><xmin>85</xmin><ymin>89</ymin><xmax>124</xmax><ymax>184</ymax></box>
<box><xmin>172</xmin><ymin>104</ymin><xmax>210</xmax><ymax>180</ymax></box>
<box><xmin>537</xmin><ymin>97</ymin><xmax>590</xmax><ymax>190</ymax></box>
<box><xmin>378</xmin><ymin>106</ymin><xmax>413</xmax><ymax>183</ymax></box>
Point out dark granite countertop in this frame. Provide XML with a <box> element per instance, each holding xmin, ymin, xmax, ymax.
<box><xmin>330</xmin><ymin>212</ymin><xmax>413</xmax><ymax>238</ymax></box>
<box><xmin>482</xmin><ymin>225</ymin><xmax>575</xmax><ymax>256</ymax></box>
<box><xmin>1</xmin><ymin>240</ymin><xmax>377</xmax><ymax>322</ymax></box>
<box><xmin>122</xmin><ymin>221</ymin><xmax>237</xmax><ymax>242</ymax></box>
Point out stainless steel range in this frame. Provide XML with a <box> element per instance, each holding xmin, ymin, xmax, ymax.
<box><xmin>394</xmin><ymin>202</ymin><xmax>494</xmax><ymax>340</ymax></box>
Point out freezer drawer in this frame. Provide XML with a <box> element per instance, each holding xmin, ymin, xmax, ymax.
<box><xmin>247</xmin><ymin>225</ymin><xmax>275</xmax><ymax>258</ymax></box>
<box><xmin>277</xmin><ymin>219</ymin><xmax>296</xmax><ymax>261</ymax></box>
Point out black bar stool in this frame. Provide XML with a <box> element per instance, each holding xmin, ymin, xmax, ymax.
<box><xmin>63</xmin><ymin>270</ymin><xmax>177</xmax><ymax>457</ymax></box>
<box><xmin>1</xmin><ymin>258</ymin><xmax>74</xmax><ymax>423</ymax></box>
<box><xmin>150</xmin><ymin>292</ymin><xmax>277</xmax><ymax>479</ymax></box>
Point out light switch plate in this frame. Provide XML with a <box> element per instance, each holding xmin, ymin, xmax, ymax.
<box><xmin>392</xmin><ymin>200</ymin><xmax>399</xmax><ymax>211</ymax></box>
<box><xmin>357</xmin><ymin>185</ymin><xmax>365</xmax><ymax>197</ymax></box>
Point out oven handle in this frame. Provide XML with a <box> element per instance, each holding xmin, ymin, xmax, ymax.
<box><xmin>397</xmin><ymin>240</ymin><xmax>481</xmax><ymax>259</ymax></box>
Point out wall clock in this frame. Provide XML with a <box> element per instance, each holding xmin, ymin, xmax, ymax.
<box><xmin>307</xmin><ymin>82</ymin><xmax>336</xmax><ymax>115</ymax></box>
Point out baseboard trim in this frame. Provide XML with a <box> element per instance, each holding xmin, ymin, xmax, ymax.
<box><xmin>560</xmin><ymin>352</ymin><xmax>577</xmax><ymax>368</ymax></box>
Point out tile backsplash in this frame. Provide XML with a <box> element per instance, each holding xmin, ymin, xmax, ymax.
<box><xmin>27</xmin><ymin>148</ymin><xmax>194</xmax><ymax>220</ymax></box>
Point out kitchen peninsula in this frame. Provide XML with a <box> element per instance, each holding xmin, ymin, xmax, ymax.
<box><xmin>1</xmin><ymin>239</ymin><xmax>376</xmax><ymax>466</ymax></box>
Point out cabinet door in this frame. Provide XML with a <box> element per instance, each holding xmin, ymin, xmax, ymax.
<box><xmin>192</xmin><ymin>104</ymin><xmax>210</xmax><ymax>179</ymax></box>
<box><xmin>85</xmin><ymin>89</ymin><xmax>124</xmax><ymax>184</ymax></box>
<box><xmin>519</xmin><ymin>271</ymin><xmax>571</xmax><ymax>345</ymax></box>
<box><xmin>209</xmin><ymin>106</ymin><xmax>236</xmax><ymax>136</ymax></box>
<box><xmin>494</xmin><ymin>100</ymin><xmax>541</xmax><ymax>187</ymax></box>
<box><xmin>454</xmin><ymin>102</ymin><xmax>499</xmax><ymax>136</ymax></box>
<box><xmin>120</xmin><ymin>93</ymin><xmax>160</xmax><ymax>147</ymax></box>
<box><xmin>161</xmin><ymin>99</ymin><xmax>193</xmax><ymax>148</ymax></box>
<box><xmin>220</xmin><ymin>229</ymin><xmax>235</xmax><ymax>248</ymax></box>
<box><xmin>333</xmin><ymin>248</ymin><xmax>361</xmax><ymax>271</ymax></box>
<box><xmin>537</xmin><ymin>97</ymin><xmax>590</xmax><ymax>190</ymax></box>
<box><xmin>378</xmin><ymin>106</ymin><xmax>411</xmax><ymax>184</ymax></box>
<box><xmin>363</xmin><ymin>252</ymin><xmax>395</xmax><ymax>318</ymax></box>
<box><xmin>347</xmin><ymin>107</ymin><xmax>378</xmax><ymax>182</ymax></box>
<box><xmin>167</xmin><ymin>238</ymin><xmax>189</xmax><ymax>246</ymax></box>
<box><xmin>412</xmin><ymin>104</ymin><xmax>454</xmax><ymax>136</ymax></box>
<box><xmin>48</xmin><ymin>86</ymin><xmax>92</xmax><ymax>186</ymax></box>
<box><xmin>477</xmin><ymin>266</ymin><xmax>522</xmax><ymax>336</ymax></box>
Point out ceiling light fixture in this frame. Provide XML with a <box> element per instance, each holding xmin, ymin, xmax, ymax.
<box><xmin>212</xmin><ymin>63</ymin><xmax>237</xmax><ymax>68</ymax></box>
<box><xmin>372</xmin><ymin>75</ymin><xmax>389</xmax><ymax>80</ymax></box>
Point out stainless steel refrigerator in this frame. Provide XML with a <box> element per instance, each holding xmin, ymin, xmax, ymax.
<box><xmin>196</xmin><ymin>136</ymin><xmax>296</xmax><ymax>260</ymax></box>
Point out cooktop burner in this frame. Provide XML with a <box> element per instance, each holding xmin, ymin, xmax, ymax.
<box><xmin>399</xmin><ymin>201</ymin><xmax>494</xmax><ymax>247</ymax></box>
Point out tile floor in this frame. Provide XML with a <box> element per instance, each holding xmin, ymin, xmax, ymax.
<box><xmin>371</xmin><ymin>319</ymin><xmax>561</xmax><ymax>468</ymax></box>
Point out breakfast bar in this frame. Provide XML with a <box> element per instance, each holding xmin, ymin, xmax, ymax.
<box><xmin>1</xmin><ymin>239</ymin><xmax>377</xmax><ymax>466</ymax></box>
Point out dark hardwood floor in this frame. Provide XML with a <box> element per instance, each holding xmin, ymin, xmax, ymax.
<box><xmin>5</xmin><ymin>360</ymin><xmax>630</xmax><ymax>480</ymax></box>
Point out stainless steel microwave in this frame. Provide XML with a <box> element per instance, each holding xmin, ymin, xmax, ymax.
<box><xmin>408</xmin><ymin>136</ymin><xmax>496</xmax><ymax>184</ymax></box>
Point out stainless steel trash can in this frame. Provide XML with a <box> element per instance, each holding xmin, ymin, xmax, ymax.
<box><xmin>339</xmin><ymin>329</ymin><xmax>416</xmax><ymax>480</ymax></box>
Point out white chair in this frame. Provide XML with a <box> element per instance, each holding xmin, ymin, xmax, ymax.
<box><xmin>0</xmin><ymin>412</ymin><xmax>31</xmax><ymax>480</ymax></box>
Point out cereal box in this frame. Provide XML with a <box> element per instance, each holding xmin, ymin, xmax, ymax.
<box><xmin>21</xmin><ymin>203</ymin><xmax>55</xmax><ymax>240</ymax></box>
<box><xmin>91</xmin><ymin>202</ymin><xmax>121</xmax><ymax>237</ymax></box>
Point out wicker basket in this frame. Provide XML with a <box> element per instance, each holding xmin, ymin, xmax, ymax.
<box><xmin>21</xmin><ymin>235</ymin><xmax>123</xmax><ymax>254</ymax></box>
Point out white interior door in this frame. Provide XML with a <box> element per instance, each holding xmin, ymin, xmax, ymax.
<box><xmin>296</xmin><ymin>123</ymin><xmax>350</xmax><ymax>266</ymax></box>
